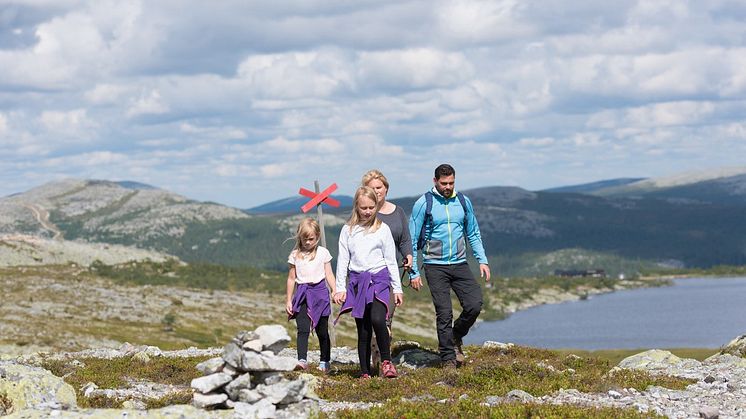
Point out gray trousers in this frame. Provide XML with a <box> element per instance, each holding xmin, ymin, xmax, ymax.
<box><xmin>424</xmin><ymin>263</ymin><xmax>483</xmax><ymax>361</ymax></box>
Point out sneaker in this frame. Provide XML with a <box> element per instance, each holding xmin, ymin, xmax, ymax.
<box><xmin>318</xmin><ymin>361</ymin><xmax>330</xmax><ymax>373</ymax></box>
<box><xmin>454</xmin><ymin>336</ymin><xmax>465</xmax><ymax>365</ymax></box>
<box><xmin>295</xmin><ymin>360</ymin><xmax>309</xmax><ymax>371</ymax></box>
<box><xmin>381</xmin><ymin>360</ymin><xmax>398</xmax><ymax>378</ymax></box>
<box><xmin>360</xmin><ymin>373</ymin><xmax>371</xmax><ymax>379</ymax></box>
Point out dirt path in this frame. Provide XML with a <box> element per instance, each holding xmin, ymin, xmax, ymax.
<box><xmin>23</xmin><ymin>203</ymin><xmax>63</xmax><ymax>240</ymax></box>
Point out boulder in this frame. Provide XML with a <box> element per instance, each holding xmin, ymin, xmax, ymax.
<box><xmin>618</xmin><ymin>350</ymin><xmax>684</xmax><ymax>370</ymax></box>
<box><xmin>234</xmin><ymin>398</ymin><xmax>276</xmax><ymax>419</ymax></box>
<box><xmin>255</xmin><ymin>325</ymin><xmax>291</xmax><ymax>354</ymax></box>
<box><xmin>192</xmin><ymin>392</ymin><xmax>228</xmax><ymax>409</ymax></box>
<box><xmin>222</xmin><ymin>341</ymin><xmax>244</xmax><ymax>369</ymax></box>
<box><xmin>0</xmin><ymin>361</ymin><xmax>77</xmax><ymax>413</ymax></box>
<box><xmin>393</xmin><ymin>348</ymin><xmax>441</xmax><ymax>369</ymax></box>
<box><xmin>720</xmin><ymin>334</ymin><xmax>746</xmax><ymax>358</ymax></box>
<box><xmin>238</xmin><ymin>388</ymin><xmax>263</xmax><ymax>403</ymax></box>
<box><xmin>256</xmin><ymin>379</ymin><xmax>307</xmax><ymax>405</ymax></box>
<box><xmin>191</xmin><ymin>372</ymin><xmax>233</xmax><ymax>394</ymax></box>
<box><xmin>225</xmin><ymin>373</ymin><xmax>252</xmax><ymax>401</ymax></box>
<box><xmin>196</xmin><ymin>357</ymin><xmax>225</xmax><ymax>375</ymax></box>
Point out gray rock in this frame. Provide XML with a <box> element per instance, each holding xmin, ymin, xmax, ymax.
<box><xmin>256</xmin><ymin>372</ymin><xmax>283</xmax><ymax>386</ymax></box>
<box><xmin>223</xmin><ymin>341</ymin><xmax>244</xmax><ymax>369</ymax></box>
<box><xmin>192</xmin><ymin>391</ymin><xmax>228</xmax><ymax>409</ymax></box>
<box><xmin>257</xmin><ymin>379</ymin><xmax>308</xmax><ymax>405</ymax></box>
<box><xmin>241</xmin><ymin>351</ymin><xmax>268</xmax><ymax>371</ymax></box>
<box><xmin>484</xmin><ymin>395</ymin><xmax>503</xmax><ymax>405</ymax></box>
<box><xmin>236</xmin><ymin>330</ymin><xmax>259</xmax><ymax>344</ymax></box>
<box><xmin>255</xmin><ymin>325</ymin><xmax>291</xmax><ymax>354</ymax></box>
<box><xmin>238</xmin><ymin>388</ymin><xmax>263</xmax><ymax>403</ymax></box>
<box><xmin>699</xmin><ymin>406</ymin><xmax>719</xmax><ymax>419</ymax></box>
<box><xmin>506</xmin><ymin>389</ymin><xmax>535</xmax><ymax>402</ymax></box>
<box><xmin>197</xmin><ymin>357</ymin><xmax>226</xmax><ymax>375</ymax></box>
<box><xmin>225</xmin><ymin>373</ymin><xmax>253</xmax><ymax>400</ymax></box>
<box><xmin>235</xmin><ymin>398</ymin><xmax>276</xmax><ymax>418</ymax></box>
<box><xmin>121</xmin><ymin>399</ymin><xmax>146</xmax><ymax>410</ymax></box>
<box><xmin>144</xmin><ymin>346</ymin><xmax>163</xmax><ymax>357</ymax></box>
<box><xmin>720</xmin><ymin>334</ymin><xmax>746</xmax><ymax>358</ymax></box>
<box><xmin>618</xmin><ymin>349</ymin><xmax>686</xmax><ymax>370</ymax></box>
<box><xmin>0</xmin><ymin>361</ymin><xmax>77</xmax><ymax>411</ymax></box>
<box><xmin>243</xmin><ymin>339</ymin><xmax>264</xmax><ymax>353</ymax></box>
<box><xmin>393</xmin><ymin>348</ymin><xmax>441</xmax><ymax>369</ymax></box>
<box><xmin>191</xmin><ymin>372</ymin><xmax>233</xmax><ymax>393</ymax></box>
<box><xmin>483</xmin><ymin>341</ymin><xmax>514</xmax><ymax>350</ymax></box>
<box><xmin>223</xmin><ymin>364</ymin><xmax>239</xmax><ymax>376</ymax></box>
<box><xmin>264</xmin><ymin>355</ymin><xmax>298</xmax><ymax>372</ymax></box>
<box><xmin>276</xmin><ymin>399</ymin><xmax>318</xmax><ymax>419</ymax></box>
<box><xmin>132</xmin><ymin>351</ymin><xmax>151</xmax><ymax>363</ymax></box>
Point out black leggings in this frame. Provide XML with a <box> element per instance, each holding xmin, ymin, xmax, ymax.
<box><xmin>355</xmin><ymin>300</ymin><xmax>390</xmax><ymax>375</ymax></box>
<box><xmin>295</xmin><ymin>302</ymin><xmax>331</xmax><ymax>362</ymax></box>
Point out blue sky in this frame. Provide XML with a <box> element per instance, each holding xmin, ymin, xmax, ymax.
<box><xmin>1</xmin><ymin>1</ymin><xmax>745</xmax><ymax>208</ymax></box>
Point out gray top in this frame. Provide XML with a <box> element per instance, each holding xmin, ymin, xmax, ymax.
<box><xmin>377</xmin><ymin>205</ymin><xmax>413</xmax><ymax>262</ymax></box>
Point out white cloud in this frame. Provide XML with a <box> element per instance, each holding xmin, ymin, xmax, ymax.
<box><xmin>0</xmin><ymin>114</ymin><xmax>8</xmax><ymax>136</ymax></box>
<box><xmin>85</xmin><ymin>84</ymin><xmax>130</xmax><ymax>105</ymax></box>
<box><xmin>357</xmin><ymin>48</ymin><xmax>473</xmax><ymax>90</ymax></box>
<box><xmin>126</xmin><ymin>90</ymin><xmax>169</xmax><ymax>117</ymax></box>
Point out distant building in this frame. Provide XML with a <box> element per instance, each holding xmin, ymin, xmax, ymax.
<box><xmin>553</xmin><ymin>269</ymin><xmax>607</xmax><ymax>278</ymax></box>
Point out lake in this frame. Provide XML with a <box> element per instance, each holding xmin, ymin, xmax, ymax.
<box><xmin>465</xmin><ymin>277</ymin><xmax>746</xmax><ymax>349</ymax></box>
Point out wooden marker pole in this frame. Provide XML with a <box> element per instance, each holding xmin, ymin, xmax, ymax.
<box><xmin>315</xmin><ymin>180</ymin><xmax>336</xmax><ymax>347</ymax></box>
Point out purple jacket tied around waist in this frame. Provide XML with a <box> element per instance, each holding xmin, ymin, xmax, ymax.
<box><xmin>335</xmin><ymin>269</ymin><xmax>391</xmax><ymax>323</ymax></box>
<box><xmin>289</xmin><ymin>280</ymin><xmax>331</xmax><ymax>329</ymax></box>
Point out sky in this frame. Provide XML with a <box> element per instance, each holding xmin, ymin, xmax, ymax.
<box><xmin>1</xmin><ymin>1</ymin><xmax>745</xmax><ymax>208</ymax></box>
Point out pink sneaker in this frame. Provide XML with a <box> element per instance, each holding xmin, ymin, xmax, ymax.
<box><xmin>381</xmin><ymin>360</ymin><xmax>398</xmax><ymax>378</ymax></box>
<box><xmin>294</xmin><ymin>360</ymin><xmax>309</xmax><ymax>371</ymax></box>
<box><xmin>360</xmin><ymin>373</ymin><xmax>371</xmax><ymax>379</ymax></box>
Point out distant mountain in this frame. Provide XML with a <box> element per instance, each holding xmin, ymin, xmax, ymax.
<box><xmin>592</xmin><ymin>167</ymin><xmax>746</xmax><ymax>200</ymax></box>
<box><xmin>4</xmin><ymin>169</ymin><xmax>746</xmax><ymax>276</ymax></box>
<box><xmin>542</xmin><ymin>178</ymin><xmax>645</xmax><ymax>194</ymax></box>
<box><xmin>115</xmin><ymin>180</ymin><xmax>157</xmax><ymax>190</ymax></box>
<box><xmin>246</xmin><ymin>195</ymin><xmax>353</xmax><ymax>214</ymax></box>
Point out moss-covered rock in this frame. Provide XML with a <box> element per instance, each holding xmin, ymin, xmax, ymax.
<box><xmin>720</xmin><ymin>334</ymin><xmax>746</xmax><ymax>358</ymax></box>
<box><xmin>0</xmin><ymin>361</ymin><xmax>77</xmax><ymax>413</ymax></box>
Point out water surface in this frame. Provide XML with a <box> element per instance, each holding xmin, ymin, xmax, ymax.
<box><xmin>465</xmin><ymin>277</ymin><xmax>746</xmax><ymax>349</ymax></box>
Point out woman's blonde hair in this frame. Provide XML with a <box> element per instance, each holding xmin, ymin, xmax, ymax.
<box><xmin>348</xmin><ymin>186</ymin><xmax>381</xmax><ymax>232</ymax></box>
<box><xmin>361</xmin><ymin>169</ymin><xmax>389</xmax><ymax>190</ymax></box>
<box><xmin>293</xmin><ymin>217</ymin><xmax>320</xmax><ymax>260</ymax></box>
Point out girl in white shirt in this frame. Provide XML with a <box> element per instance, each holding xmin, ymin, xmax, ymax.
<box><xmin>286</xmin><ymin>218</ymin><xmax>336</xmax><ymax>372</ymax></box>
<box><xmin>334</xmin><ymin>186</ymin><xmax>403</xmax><ymax>379</ymax></box>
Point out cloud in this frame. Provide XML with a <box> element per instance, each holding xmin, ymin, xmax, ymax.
<box><xmin>2</xmin><ymin>1</ymin><xmax>746</xmax><ymax>207</ymax></box>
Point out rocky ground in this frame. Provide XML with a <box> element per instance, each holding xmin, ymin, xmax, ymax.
<box><xmin>2</xmin><ymin>337</ymin><xmax>746</xmax><ymax>418</ymax></box>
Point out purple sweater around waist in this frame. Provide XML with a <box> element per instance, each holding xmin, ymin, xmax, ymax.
<box><xmin>335</xmin><ymin>269</ymin><xmax>391</xmax><ymax>322</ymax></box>
<box><xmin>289</xmin><ymin>280</ymin><xmax>331</xmax><ymax>329</ymax></box>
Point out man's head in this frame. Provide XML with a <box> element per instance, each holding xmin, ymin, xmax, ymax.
<box><xmin>433</xmin><ymin>164</ymin><xmax>455</xmax><ymax>198</ymax></box>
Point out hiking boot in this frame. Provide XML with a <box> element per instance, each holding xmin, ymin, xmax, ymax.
<box><xmin>381</xmin><ymin>360</ymin><xmax>398</xmax><ymax>378</ymax></box>
<box><xmin>454</xmin><ymin>336</ymin><xmax>465</xmax><ymax>365</ymax></box>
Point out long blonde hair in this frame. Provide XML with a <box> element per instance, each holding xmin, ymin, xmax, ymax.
<box><xmin>348</xmin><ymin>186</ymin><xmax>381</xmax><ymax>233</ymax></box>
<box><xmin>293</xmin><ymin>217</ymin><xmax>320</xmax><ymax>260</ymax></box>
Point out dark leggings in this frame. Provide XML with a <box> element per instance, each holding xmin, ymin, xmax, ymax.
<box><xmin>295</xmin><ymin>302</ymin><xmax>331</xmax><ymax>362</ymax></box>
<box><xmin>354</xmin><ymin>300</ymin><xmax>390</xmax><ymax>375</ymax></box>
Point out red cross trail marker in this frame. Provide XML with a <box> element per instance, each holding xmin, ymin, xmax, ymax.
<box><xmin>298</xmin><ymin>187</ymin><xmax>341</xmax><ymax>209</ymax></box>
<box><xmin>299</xmin><ymin>182</ymin><xmax>339</xmax><ymax>213</ymax></box>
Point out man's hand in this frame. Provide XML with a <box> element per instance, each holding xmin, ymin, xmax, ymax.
<box><xmin>480</xmin><ymin>264</ymin><xmax>491</xmax><ymax>282</ymax></box>
<box><xmin>333</xmin><ymin>292</ymin><xmax>346</xmax><ymax>305</ymax></box>
<box><xmin>394</xmin><ymin>293</ymin><xmax>404</xmax><ymax>307</ymax></box>
<box><xmin>410</xmin><ymin>276</ymin><xmax>423</xmax><ymax>291</ymax></box>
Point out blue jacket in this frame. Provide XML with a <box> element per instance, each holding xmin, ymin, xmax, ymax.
<box><xmin>408</xmin><ymin>188</ymin><xmax>488</xmax><ymax>278</ymax></box>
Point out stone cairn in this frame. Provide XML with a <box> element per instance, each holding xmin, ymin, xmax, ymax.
<box><xmin>191</xmin><ymin>325</ymin><xmax>315</xmax><ymax>418</ymax></box>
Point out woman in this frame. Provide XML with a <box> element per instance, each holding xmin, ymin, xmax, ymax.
<box><xmin>334</xmin><ymin>186</ymin><xmax>404</xmax><ymax>378</ymax></box>
<box><xmin>361</xmin><ymin>170</ymin><xmax>413</xmax><ymax>374</ymax></box>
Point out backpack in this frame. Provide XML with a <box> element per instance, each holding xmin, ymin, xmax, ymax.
<box><xmin>416</xmin><ymin>191</ymin><xmax>469</xmax><ymax>250</ymax></box>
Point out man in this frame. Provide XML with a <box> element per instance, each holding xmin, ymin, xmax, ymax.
<box><xmin>409</xmin><ymin>163</ymin><xmax>491</xmax><ymax>367</ymax></box>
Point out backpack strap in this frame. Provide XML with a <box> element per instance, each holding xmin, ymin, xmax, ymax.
<box><xmin>416</xmin><ymin>192</ymin><xmax>434</xmax><ymax>250</ymax></box>
<box><xmin>456</xmin><ymin>192</ymin><xmax>469</xmax><ymax>234</ymax></box>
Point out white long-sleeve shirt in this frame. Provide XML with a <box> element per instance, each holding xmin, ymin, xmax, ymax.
<box><xmin>336</xmin><ymin>223</ymin><xmax>403</xmax><ymax>294</ymax></box>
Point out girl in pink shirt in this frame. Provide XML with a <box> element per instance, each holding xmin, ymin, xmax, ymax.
<box><xmin>286</xmin><ymin>218</ymin><xmax>336</xmax><ymax>372</ymax></box>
